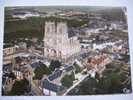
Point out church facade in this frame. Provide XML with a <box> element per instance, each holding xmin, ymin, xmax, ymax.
<box><xmin>43</xmin><ymin>21</ymin><xmax>80</xmax><ymax>61</ymax></box>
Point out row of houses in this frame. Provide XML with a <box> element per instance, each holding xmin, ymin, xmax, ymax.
<box><xmin>85</xmin><ymin>53</ymin><xmax>112</xmax><ymax>76</ymax></box>
<box><xmin>41</xmin><ymin>64</ymin><xmax>75</xmax><ymax>95</ymax></box>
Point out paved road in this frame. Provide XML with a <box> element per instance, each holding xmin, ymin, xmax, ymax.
<box><xmin>31</xmin><ymin>81</ymin><xmax>43</xmax><ymax>96</ymax></box>
<box><xmin>62</xmin><ymin>69</ymin><xmax>89</xmax><ymax>96</ymax></box>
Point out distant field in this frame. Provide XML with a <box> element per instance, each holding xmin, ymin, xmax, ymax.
<box><xmin>4</xmin><ymin>16</ymin><xmax>89</xmax><ymax>43</ymax></box>
<box><xmin>4</xmin><ymin>17</ymin><xmax>44</xmax><ymax>42</ymax></box>
<box><xmin>4</xmin><ymin>6</ymin><xmax>126</xmax><ymax>43</ymax></box>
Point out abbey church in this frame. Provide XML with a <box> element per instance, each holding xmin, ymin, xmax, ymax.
<box><xmin>43</xmin><ymin>21</ymin><xmax>81</xmax><ymax>61</ymax></box>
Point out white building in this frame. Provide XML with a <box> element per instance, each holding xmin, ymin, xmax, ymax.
<box><xmin>12</xmin><ymin>12</ymin><xmax>40</xmax><ymax>19</ymax></box>
<box><xmin>3</xmin><ymin>46</ymin><xmax>16</xmax><ymax>65</ymax></box>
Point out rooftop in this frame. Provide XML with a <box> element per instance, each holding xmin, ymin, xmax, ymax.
<box><xmin>89</xmin><ymin>54</ymin><xmax>108</xmax><ymax>66</ymax></box>
<box><xmin>30</xmin><ymin>62</ymin><xmax>40</xmax><ymax>69</ymax></box>
<box><xmin>48</xmin><ymin>70</ymin><xmax>62</xmax><ymax>81</ymax></box>
<box><xmin>64</xmin><ymin>65</ymin><xmax>74</xmax><ymax>72</ymax></box>
<box><xmin>30</xmin><ymin>61</ymin><xmax>44</xmax><ymax>69</ymax></box>
<box><xmin>43</xmin><ymin>79</ymin><xmax>65</xmax><ymax>93</ymax></box>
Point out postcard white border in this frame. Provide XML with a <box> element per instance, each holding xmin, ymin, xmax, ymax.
<box><xmin>0</xmin><ymin>0</ymin><xmax>133</xmax><ymax>100</ymax></box>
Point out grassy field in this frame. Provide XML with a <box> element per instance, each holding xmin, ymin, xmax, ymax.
<box><xmin>4</xmin><ymin>16</ymin><xmax>89</xmax><ymax>43</ymax></box>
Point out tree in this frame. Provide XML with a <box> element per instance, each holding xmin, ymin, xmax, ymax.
<box><xmin>9</xmin><ymin>78</ymin><xmax>30</xmax><ymax>95</ymax></box>
<box><xmin>61</xmin><ymin>71</ymin><xmax>75</xmax><ymax>88</ymax></box>
<box><xmin>95</xmin><ymin>72</ymin><xmax>100</xmax><ymax>80</ymax></box>
<box><xmin>79</xmin><ymin>78</ymin><xmax>97</xmax><ymax>95</ymax></box>
<box><xmin>34</xmin><ymin>62</ymin><xmax>52</xmax><ymax>80</ymax></box>
<box><xmin>108</xmin><ymin>73</ymin><xmax>122</xmax><ymax>93</ymax></box>
<box><xmin>77</xmin><ymin>72</ymin><xmax>122</xmax><ymax>95</ymax></box>
<box><xmin>97</xmin><ymin>77</ymin><xmax>112</xmax><ymax>94</ymax></box>
<box><xmin>61</xmin><ymin>75</ymin><xmax>73</xmax><ymax>88</ymax></box>
<box><xmin>49</xmin><ymin>60</ymin><xmax>61</xmax><ymax>71</ymax></box>
<box><xmin>73</xmin><ymin>63</ymin><xmax>81</xmax><ymax>73</ymax></box>
<box><xmin>97</xmin><ymin>73</ymin><xmax>122</xmax><ymax>94</ymax></box>
<box><xmin>71</xmin><ymin>71</ymin><xmax>75</xmax><ymax>80</ymax></box>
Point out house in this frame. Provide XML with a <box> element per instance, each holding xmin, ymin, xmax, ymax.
<box><xmin>2</xmin><ymin>72</ymin><xmax>16</xmax><ymax>94</ymax></box>
<box><xmin>86</xmin><ymin>53</ymin><xmax>112</xmax><ymax>75</ymax></box>
<box><xmin>41</xmin><ymin>64</ymin><xmax>75</xmax><ymax>95</ymax></box>
<box><xmin>64</xmin><ymin>65</ymin><xmax>74</xmax><ymax>72</ymax></box>
<box><xmin>12</xmin><ymin>70</ymin><xmax>23</xmax><ymax>80</ymax></box>
<box><xmin>3</xmin><ymin>45</ymin><xmax>16</xmax><ymax>65</ymax></box>
<box><xmin>30</xmin><ymin>62</ymin><xmax>40</xmax><ymax>70</ymax></box>
<box><xmin>48</xmin><ymin>69</ymin><xmax>63</xmax><ymax>84</ymax></box>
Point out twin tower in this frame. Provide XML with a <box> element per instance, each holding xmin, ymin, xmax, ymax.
<box><xmin>43</xmin><ymin>21</ymin><xmax>80</xmax><ymax>61</ymax></box>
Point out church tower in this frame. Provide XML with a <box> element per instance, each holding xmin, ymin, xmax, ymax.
<box><xmin>43</xmin><ymin>21</ymin><xmax>80</xmax><ymax>61</ymax></box>
<box><xmin>44</xmin><ymin>21</ymin><xmax>56</xmax><ymax>48</ymax></box>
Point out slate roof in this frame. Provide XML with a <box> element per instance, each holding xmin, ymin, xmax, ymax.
<box><xmin>48</xmin><ymin>70</ymin><xmax>62</xmax><ymax>81</ymax></box>
<box><xmin>3</xmin><ymin>63</ymin><xmax>12</xmax><ymax>71</ymax></box>
<box><xmin>2</xmin><ymin>72</ymin><xmax>16</xmax><ymax>84</ymax></box>
<box><xmin>54</xmin><ymin>68</ymin><xmax>61</xmax><ymax>72</ymax></box>
<box><xmin>30</xmin><ymin>62</ymin><xmax>40</xmax><ymax>69</ymax></box>
<box><xmin>43</xmin><ymin>79</ymin><xmax>65</xmax><ymax>93</ymax></box>
<box><xmin>64</xmin><ymin>64</ymin><xmax>69</xmax><ymax>68</ymax></box>
<box><xmin>64</xmin><ymin>65</ymin><xmax>74</xmax><ymax>72</ymax></box>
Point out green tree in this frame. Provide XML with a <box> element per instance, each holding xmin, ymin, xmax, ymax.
<box><xmin>73</xmin><ymin>63</ymin><xmax>81</xmax><ymax>73</ymax></box>
<box><xmin>61</xmin><ymin>72</ymin><xmax>75</xmax><ymax>88</ymax></box>
<box><xmin>97</xmin><ymin>73</ymin><xmax>122</xmax><ymax>94</ymax></box>
<box><xmin>34</xmin><ymin>62</ymin><xmax>52</xmax><ymax>80</ymax></box>
<box><xmin>49</xmin><ymin>60</ymin><xmax>61</xmax><ymax>71</ymax></box>
<box><xmin>108</xmin><ymin>73</ymin><xmax>122</xmax><ymax>93</ymax></box>
<box><xmin>9</xmin><ymin>78</ymin><xmax>30</xmax><ymax>95</ymax></box>
<box><xmin>97</xmin><ymin>77</ymin><xmax>112</xmax><ymax>94</ymax></box>
<box><xmin>61</xmin><ymin>75</ymin><xmax>73</xmax><ymax>88</ymax></box>
<box><xmin>71</xmin><ymin>71</ymin><xmax>75</xmax><ymax>80</ymax></box>
<box><xmin>79</xmin><ymin>78</ymin><xmax>97</xmax><ymax>95</ymax></box>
